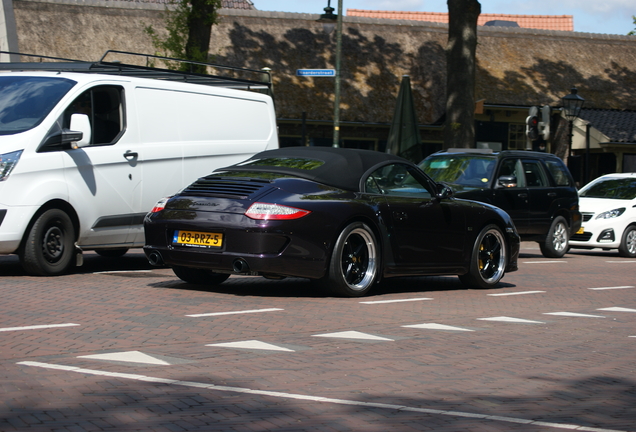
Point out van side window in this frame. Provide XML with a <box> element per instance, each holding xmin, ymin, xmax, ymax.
<box><xmin>64</xmin><ymin>86</ymin><xmax>123</xmax><ymax>145</ymax></box>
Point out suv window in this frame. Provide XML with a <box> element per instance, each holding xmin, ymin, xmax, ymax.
<box><xmin>544</xmin><ymin>160</ymin><xmax>573</xmax><ymax>186</ymax></box>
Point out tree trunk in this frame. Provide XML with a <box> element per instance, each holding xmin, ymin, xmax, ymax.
<box><xmin>444</xmin><ymin>0</ymin><xmax>481</xmax><ymax>149</ymax></box>
<box><xmin>184</xmin><ymin>0</ymin><xmax>220</xmax><ymax>73</ymax></box>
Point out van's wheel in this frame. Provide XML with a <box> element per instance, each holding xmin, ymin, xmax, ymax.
<box><xmin>20</xmin><ymin>209</ymin><xmax>76</xmax><ymax>276</ymax></box>
<box><xmin>95</xmin><ymin>248</ymin><xmax>129</xmax><ymax>258</ymax></box>
<box><xmin>618</xmin><ymin>226</ymin><xmax>636</xmax><ymax>258</ymax></box>
<box><xmin>539</xmin><ymin>216</ymin><xmax>569</xmax><ymax>258</ymax></box>
<box><xmin>172</xmin><ymin>266</ymin><xmax>230</xmax><ymax>286</ymax></box>
<box><xmin>459</xmin><ymin>224</ymin><xmax>507</xmax><ymax>289</ymax></box>
<box><xmin>316</xmin><ymin>222</ymin><xmax>379</xmax><ymax>297</ymax></box>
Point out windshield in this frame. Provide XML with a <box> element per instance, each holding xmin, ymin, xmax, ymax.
<box><xmin>580</xmin><ymin>178</ymin><xmax>636</xmax><ymax>200</ymax></box>
<box><xmin>419</xmin><ymin>155</ymin><xmax>496</xmax><ymax>189</ymax></box>
<box><xmin>0</xmin><ymin>76</ymin><xmax>76</xmax><ymax>135</ymax></box>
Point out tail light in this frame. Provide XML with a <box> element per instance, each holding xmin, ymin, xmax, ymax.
<box><xmin>245</xmin><ymin>202</ymin><xmax>311</xmax><ymax>220</ymax></box>
<box><xmin>150</xmin><ymin>197</ymin><xmax>170</xmax><ymax>213</ymax></box>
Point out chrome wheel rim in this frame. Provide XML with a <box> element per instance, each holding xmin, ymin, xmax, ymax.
<box><xmin>552</xmin><ymin>221</ymin><xmax>568</xmax><ymax>252</ymax></box>
<box><xmin>478</xmin><ymin>229</ymin><xmax>506</xmax><ymax>283</ymax></box>
<box><xmin>340</xmin><ymin>228</ymin><xmax>377</xmax><ymax>291</ymax></box>
<box><xmin>626</xmin><ymin>229</ymin><xmax>636</xmax><ymax>255</ymax></box>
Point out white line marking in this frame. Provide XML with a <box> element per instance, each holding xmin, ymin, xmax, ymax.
<box><xmin>78</xmin><ymin>351</ymin><xmax>171</xmax><ymax>365</ymax></box>
<box><xmin>488</xmin><ymin>291</ymin><xmax>546</xmax><ymax>296</ymax></box>
<box><xmin>0</xmin><ymin>323</ymin><xmax>80</xmax><ymax>332</ymax></box>
<box><xmin>522</xmin><ymin>261</ymin><xmax>565</xmax><ymax>264</ymax></box>
<box><xmin>402</xmin><ymin>323</ymin><xmax>474</xmax><ymax>332</ymax></box>
<box><xmin>543</xmin><ymin>312</ymin><xmax>605</xmax><ymax>318</ymax></box>
<box><xmin>605</xmin><ymin>261</ymin><xmax>636</xmax><ymax>263</ymax></box>
<box><xmin>597</xmin><ymin>307</ymin><xmax>636</xmax><ymax>313</ymax></box>
<box><xmin>360</xmin><ymin>298</ymin><xmax>433</xmax><ymax>304</ymax></box>
<box><xmin>312</xmin><ymin>331</ymin><xmax>394</xmax><ymax>341</ymax></box>
<box><xmin>16</xmin><ymin>361</ymin><xmax>630</xmax><ymax>432</ymax></box>
<box><xmin>207</xmin><ymin>340</ymin><xmax>295</xmax><ymax>352</ymax></box>
<box><xmin>589</xmin><ymin>286</ymin><xmax>635</xmax><ymax>290</ymax></box>
<box><xmin>186</xmin><ymin>308</ymin><xmax>284</xmax><ymax>318</ymax></box>
<box><xmin>93</xmin><ymin>270</ymin><xmax>154</xmax><ymax>274</ymax></box>
<box><xmin>477</xmin><ymin>316</ymin><xmax>544</xmax><ymax>324</ymax></box>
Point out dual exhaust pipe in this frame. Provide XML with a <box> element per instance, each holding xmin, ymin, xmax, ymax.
<box><xmin>147</xmin><ymin>250</ymin><xmax>251</xmax><ymax>274</ymax></box>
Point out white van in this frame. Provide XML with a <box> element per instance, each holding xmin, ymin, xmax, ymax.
<box><xmin>0</xmin><ymin>51</ymin><xmax>278</xmax><ymax>275</ymax></box>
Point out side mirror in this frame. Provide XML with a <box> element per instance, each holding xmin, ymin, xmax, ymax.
<box><xmin>497</xmin><ymin>175</ymin><xmax>517</xmax><ymax>188</ymax></box>
<box><xmin>436</xmin><ymin>183</ymin><xmax>454</xmax><ymax>200</ymax></box>
<box><xmin>69</xmin><ymin>113</ymin><xmax>92</xmax><ymax>148</ymax></box>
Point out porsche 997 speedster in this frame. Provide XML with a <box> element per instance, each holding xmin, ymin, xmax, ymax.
<box><xmin>144</xmin><ymin>147</ymin><xmax>519</xmax><ymax>297</ymax></box>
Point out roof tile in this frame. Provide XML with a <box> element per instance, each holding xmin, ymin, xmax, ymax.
<box><xmin>347</xmin><ymin>9</ymin><xmax>573</xmax><ymax>31</ymax></box>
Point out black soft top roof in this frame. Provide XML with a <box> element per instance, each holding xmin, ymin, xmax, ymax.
<box><xmin>216</xmin><ymin>147</ymin><xmax>412</xmax><ymax>191</ymax></box>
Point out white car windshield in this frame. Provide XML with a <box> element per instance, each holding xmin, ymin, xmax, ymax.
<box><xmin>580</xmin><ymin>178</ymin><xmax>636</xmax><ymax>200</ymax></box>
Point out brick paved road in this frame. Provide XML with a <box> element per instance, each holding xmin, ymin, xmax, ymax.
<box><xmin>1</xmin><ymin>243</ymin><xmax>635</xmax><ymax>431</ymax></box>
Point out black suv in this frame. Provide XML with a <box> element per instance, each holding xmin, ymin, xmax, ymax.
<box><xmin>419</xmin><ymin>149</ymin><xmax>581</xmax><ymax>258</ymax></box>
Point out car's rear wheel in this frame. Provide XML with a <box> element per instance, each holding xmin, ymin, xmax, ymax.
<box><xmin>95</xmin><ymin>248</ymin><xmax>129</xmax><ymax>258</ymax></box>
<box><xmin>539</xmin><ymin>216</ymin><xmax>569</xmax><ymax>258</ymax></box>
<box><xmin>459</xmin><ymin>224</ymin><xmax>507</xmax><ymax>289</ymax></box>
<box><xmin>317</xmin><ymin>222</ymin><xmax>379</xmax><ymax>297</ymax></box>
<box><xmin>172</xmin><ymin>266</ymin><xmax>230</xmax><ymax>286</ymax></box>
<box><xmin>20</xmin><ymin>209</ymin><xmax>76</xmax><ymax>276</ymax></box>
<box><xmin>618</xmin><ymin>226</ymin><xmax>636</xmax><ymax>258</ymax></box>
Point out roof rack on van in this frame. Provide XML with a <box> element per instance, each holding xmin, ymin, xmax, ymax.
<box><xmin>0</xmin><ymin>50</ymin><xmax>272</xmax><ymax>92</ymax></box>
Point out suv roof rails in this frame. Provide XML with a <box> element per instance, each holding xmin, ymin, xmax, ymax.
<box><xmin>0</xmin><ymin>50</ymin><xmax>272</xmax><ymax>92</ymax></box>
<box><xmin>445</xmin><ymin>148</ymin><xmax>494</xmax><ymax>154</ymax></box>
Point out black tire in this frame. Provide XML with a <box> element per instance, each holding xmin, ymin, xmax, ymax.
<box><xmin>316</xmin><ymin>222</ymin><xmax>379</xmax><ymax>297</ymax></box>
<box><xmin>459</xmin><ymin>224</ymin><xmax>507</xmax><ymax>289</ymax></box>
<box><xmin>20</xmin><ymin>209</ymin><xmax>76</xmax><ymax>276</ymax></box>
<box><xmin>95</xmin><ymin>248</ymin><xmax>129</xmax><ymax>258</ymax></box>
<box><xmin>172</xmin><ymin>265</ymin><xmax>230</xmax><ymax>286</ymax></box>
<box><xmin>539</xmin><ymin>216</ymin><xmax>569</xmax><ymax>258</ymax></box>
<box><xmin>618</xmin><ymin>226</ymin><xmax>636</xmax><ymax>258</ymax></box>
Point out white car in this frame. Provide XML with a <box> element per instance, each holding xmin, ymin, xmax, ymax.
<box><xmin>569</xmin><ymin>173</ymin><xmax>636</xmax><ymax>257</ymax></box>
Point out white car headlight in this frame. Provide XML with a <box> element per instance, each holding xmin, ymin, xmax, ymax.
<box><xmin>0</xmin><ymin>150</ymin><xmax>23</xmax><ymax>182</ymax></box>
<box><xmin>595</xmin><ymin>208</ymin><xmax>625</xmax><ymax>219</ymax></box>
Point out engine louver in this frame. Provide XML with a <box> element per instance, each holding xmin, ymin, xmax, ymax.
<box><xmin>181</xmin><ymin>177</ymin><xmax>271</xmax><ymax>199</ymax></box>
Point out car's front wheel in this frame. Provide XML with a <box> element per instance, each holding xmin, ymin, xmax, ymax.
<box><xmin>459</xmin><ymin>224</ymin><xmax>507</xmax><ymax>289</ymax></box>
<box><xmin>539</xmin><ymin>216</ymin><xmax>569</xmax><ymax>258</ymax></box>
<box><xmin>20</xmin><ymin>209</ymin><xmax>76</xmax><ymax>276</ymax></box>
<box><xmin>172</xmin><ymin>266</ymin><xmax>231</xmax><ymax>286</ymax></box>
<box><xmin>317</xmin><ymin>222</ymin><xmax>379</xmax><ymax>297</ymax></box>
<box><xmin>618</xmin><ymin>225</ymin><xmax>636</xmax><ymax>258</ymax></box>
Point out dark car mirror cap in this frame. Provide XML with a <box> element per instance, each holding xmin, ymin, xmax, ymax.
<box><xmin>497</xmin><ymin>175</ymin><xmax>517</xmax><ymax>188</ymax></box>
<box><xmin>436</xmin><ymin>183</ymin><xmax>454</xmax><ymax>199</ymax></box>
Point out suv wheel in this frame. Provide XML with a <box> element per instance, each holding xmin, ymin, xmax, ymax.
<box><xmin>539</xmin><ymin>216</ymin><xmax>569</xmax><ymax>258</ymax></box>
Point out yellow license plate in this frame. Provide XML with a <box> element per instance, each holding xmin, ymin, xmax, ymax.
<box><xmin>576</xmin><ymin>227</ymin><xmax>585</xmax><ymax>234</ymax></box>
<box><xmin>173</xmin><ymin>230</ymin><xmax>223</xmax><ymax>248</ymax></box>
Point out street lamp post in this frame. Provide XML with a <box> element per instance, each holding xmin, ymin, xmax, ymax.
<box><xmin>317</xmin><ymin>0</ymin><xmax>343</xmax><ymax>148</ymax></box>
<box><xmin>561</xmin><ymin>87</ymin><xmax>585</xmax><ymax>159</ymax></box>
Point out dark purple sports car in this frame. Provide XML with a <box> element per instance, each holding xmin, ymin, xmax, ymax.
<box><xmin>144</xmin><ymin>147</ymin><xmax>519</xmax><ymax>297</ymax></box>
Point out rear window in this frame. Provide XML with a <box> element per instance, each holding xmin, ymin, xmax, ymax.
<box><xmin>580</xmin><ymin>178</ymin><xmax>636</xmax><ymax>199</ymax></box>
<box><xmin>544</xmin><ymin>159</ymin><xmax>573</xmax><ymax>186</ymax></box>
<box><xmin>0</xmin><ymin>76</ymin><xmax>76</xmax><ymax>135</ymax></box>
<box><xmin>236</xmin><ymin>157</ymin><xmax>324</xmax><ymax>171</ymax></box>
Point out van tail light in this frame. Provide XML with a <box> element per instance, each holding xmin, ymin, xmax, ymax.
<box><xmin>150</xmin><ymin>197</ymin><xmax>170</xmax><ymax>213</ymax></box>
<box><xmin>245</xmin><ymin>202</ymin><xmax>311</xmax><ymax>220</ymax></box>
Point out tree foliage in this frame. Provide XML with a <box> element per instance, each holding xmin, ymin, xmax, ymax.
<box><xmin>444</xmin><ymin>0</ymin><xmax>481</xmax><ymax>149</ymax></box>
<box><xmin>629</xmin><ymin>15</ymin><xmax>636</xmax><ymax>35</ymax></box>
<box><xmin>144</xmin><ymin>0</ymin><xmax>221</xmax><ymax>72</ymax></box>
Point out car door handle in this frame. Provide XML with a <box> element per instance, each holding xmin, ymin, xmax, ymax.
<box><xmin>517</xmin><ymin>193</ymin><xmax>528</xmax><ymax>198</ymax></box>
<box><xmin>124</xmin><ymin>151</ymin><xmax>138</xmax><ymax>159</ymax></box>
<box><xmin>547</xmin><ymin>192</ymin><xmax>557</xmax><ymax>197</ymax></box>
